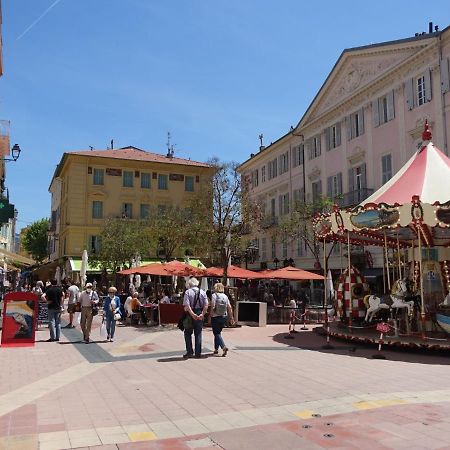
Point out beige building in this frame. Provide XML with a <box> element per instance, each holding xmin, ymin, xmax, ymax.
<box><xmin>48</xmin><ymin>146</ymin><xmax>213</xmax><ymax>274</ymax></box>
<box><xmin>238</xmin><ymin>24</ymin><xmax>450</xmax><ymax>279</ymax></box>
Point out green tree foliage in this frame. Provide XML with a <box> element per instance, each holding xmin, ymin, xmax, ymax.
<box><xmin>22</xmin><ymin>218</ymin><xmax>50</xmax><ymax>263</ymax></box>
<box><xmin>91</xmin><ymin>218</ymin><xmax>151</xmax><ymax>272</ymax></box>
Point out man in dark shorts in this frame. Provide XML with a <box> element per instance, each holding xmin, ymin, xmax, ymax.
<box><xmin>42</xmin><ymin>279</ymin><xmax>63</xmax><ymax>342</ymax></box>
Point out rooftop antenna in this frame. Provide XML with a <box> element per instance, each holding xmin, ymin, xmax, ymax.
<box><xmin>89</xmin><ymin>146</ymin><xmax>93</xmax><ymax>151</ymax></box>
<box><xmin>166</xmin><ymin>131</ymin><xmax>175</xmax><ymax>158</ymax></box>
<box><xmin>259</xmin><ymin>133</ymin><xmax>265</xmax><ymax>151</ymax></box>
<box><xmin>111</xmin><ymin>139</ymin><xmax>114</xmax><ymax>150</ymax></box>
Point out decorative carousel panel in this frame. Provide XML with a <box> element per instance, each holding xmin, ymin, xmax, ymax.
<box><xmin>349</xmin><ymin>208</ymin><xmax>399</xmax><ymax>230</ymax></box>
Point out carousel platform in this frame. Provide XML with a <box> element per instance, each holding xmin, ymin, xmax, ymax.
<box><xmin>329</xmin><ymin>321</ymin><xmax>450</xmax><ymax>351</ymax></box>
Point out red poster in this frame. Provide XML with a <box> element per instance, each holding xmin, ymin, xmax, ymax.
<box><xmin>1</xmin><ymin>292</ymin><xmax>39</xmax><ymax>347</ymax></box>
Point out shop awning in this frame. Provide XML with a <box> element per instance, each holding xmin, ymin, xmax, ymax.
<box><xmin>0</xmin><ymin>248</ymin><xmax>35</xmax><ymax>265</ymax></box>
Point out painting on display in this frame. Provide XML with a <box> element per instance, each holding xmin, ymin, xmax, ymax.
<box><xmin>1</xmin><ymin>292</ymin><xmax>39</xmax><ymax>347</ymax></box>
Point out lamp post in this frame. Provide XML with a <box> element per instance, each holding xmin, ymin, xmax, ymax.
<box><xmin>244</xmin><ymin>245</ymin><xmax>259</xmax><ymax>270</ymax></box>
<box><xmin>273</xmin><ymin>257</ymin><xmax>280</xmax><ymax>269</ymax></box>
<box><xmin>4</xmin><ymin>144</ymin><xmax>21</xmax><ymax>162</ymax></box>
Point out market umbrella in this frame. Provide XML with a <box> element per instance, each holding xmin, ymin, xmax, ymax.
<box><xmin>80</xmin><ymin>250</ymin><xmax>88</xmax><ymax>288</ymax></box>
<box><xmin>118</xmin><ymin>260</ymin><xmax>205</xmax><ymax>277</ymax></box>
<box><xmin>204</xmin><ymin>265</ymin><xmax>261</xmax><ymax>279</ymax></box>
<box><xmin>259</xmin><ymin>266</ymin><xmax>324</xmax><ymax>281</ymax></box>
<box><xmin>55</xmin><ymin>266</ymin><xmax>61</xmax><ymax>285</ymax></box>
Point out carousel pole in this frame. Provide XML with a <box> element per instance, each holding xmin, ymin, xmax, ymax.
<box><xmin>418</xmin><ymin>228</ymin><xmax>426</xmax><ymax>340</ymax></box>
<box><xmin>340</xmin><ymin>239</ymin><xmax>343</xmax><ymax>275</ymax></box>
<box><xmin>323</xmin><ymin>238</ymin><xmax>333</xmax><ymax>349</ymax></box>
<box><xmin>412</xmin><ymin>241</ymin><xmax>416</xmax><ymax>292</ymax></box>
<box><xmin>347</xmin><ymin>231</ymin><xmax>352</xmax><ymax>329</ymax></box>
<box><xmin>384</xmin><ymin>231</ymin><xmax>391</xmax><ymax>292</ymax></box>
<box><xmin>397</xmin><ymin>233</ymin><xmax>402</xmax><ymax>280</ymax></box>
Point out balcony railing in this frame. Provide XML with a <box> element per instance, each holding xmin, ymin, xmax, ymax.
<box><xmin>334</xmin><ymin>188</ymin><xmax>374</xmax><ymax>208</ymax></box>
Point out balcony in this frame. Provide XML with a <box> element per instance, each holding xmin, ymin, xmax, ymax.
<box><xmin>334</xmin><ymin>188</ymin><xmax>374</xmax><ymax>209</ymax></box>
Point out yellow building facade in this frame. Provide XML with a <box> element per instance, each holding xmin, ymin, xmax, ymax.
<box><xmin>49</xmin><ymin>146</ymin><xmax>213</xmax><ymax>263</ymax></box>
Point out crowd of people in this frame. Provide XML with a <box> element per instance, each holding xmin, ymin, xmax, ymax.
<box><xmin>19</xmin><ymin>277</ymin><xmax>236</xmax><ymax>358</ymax></box>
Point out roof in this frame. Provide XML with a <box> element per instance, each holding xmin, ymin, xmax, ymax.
<box><xmin>68</xmin><ymin>146</ymin><xmax>211</xmax><ymax>168</ymax></box>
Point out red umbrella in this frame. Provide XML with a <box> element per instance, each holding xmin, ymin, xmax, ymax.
<box><xmin>259</xmin><ymin>266</ymin><xmax>324</xmax><ymax>281</ymax></box>
<box><xmin>118</xmin><ymin>261</ymin><xmax>205</xmax><ymax>277</ymax></box>
<box><xmin>204</xmin><ymin>265</ymin><xmax>261</xmax><ymax>279</ymax></box>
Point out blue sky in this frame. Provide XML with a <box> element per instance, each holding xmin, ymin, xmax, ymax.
<box><xmin>2</xmin><ymin>0</ymin><xmax>450</xmax><ymax>231</ymax></box>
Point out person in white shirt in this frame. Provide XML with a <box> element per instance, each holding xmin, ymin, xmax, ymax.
<box><xmin>159</xmin><ymin>289</ymin><xmax>171</xmax><ymax>304</ymax></box>
<box><xmin>64</xmin><ymin>280</ymin><xmax>79</xmax><ymax>328</ymax></box>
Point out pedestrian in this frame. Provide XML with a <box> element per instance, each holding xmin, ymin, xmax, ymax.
<box><xmin>64</xmin><ymin>280</ymin><xmax>79</xmax><ymax>329</ymax></box>
<box><xmin>182</xmin><ymin>277</ymin><xmax>208</xmax><ymax>359</ymax></box>
<box><xmin>41</xmin><ymin>279</ymin><xmax>63</xmax><ymax>342</ymax></box>
<box><xmin>159</xmin><ymin>289</ymin><xmax>171</xmax><ymax>304</ymax></box>
<box><xmin>209</xmin><ymin>282</ymin><xmax>234</xmax><ymax>357</ymax></box>
<box><xmin>78</xmin><ymin>282</ymin><xmax>99</xmax><ymax>343</ymax></box>
<box><xmin>103</xmin><ymin>286</ymin><xmax>121</xmax><ymax>342</ymax></box>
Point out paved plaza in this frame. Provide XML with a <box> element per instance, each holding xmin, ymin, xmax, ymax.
<box><xmin>1</xmin><ymin>316</ymin><xmax>450</xmax><ymax>450</ymax></box>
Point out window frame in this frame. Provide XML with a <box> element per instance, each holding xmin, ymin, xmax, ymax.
<box><xmin>92</xmin><ymin>201</ymin><xmax>103</xmax><ymax>219</ymax></box>
<box><xmin>122</xmin><ymin>203</ymin><xmax>133</xmax><ymax>219</ymax></box>
<box><xmin>185</xmin><ymin>175</ymin><xmax>194</xmax><ymax>192</ymax></box>
<box><xmin>158</xmin><ymin>174</ymin><xmax>168</xmax><ymax>190</ymax></box>
<box><xmin>140</xmin><ymin>203</ymin><xmax>150</xmax><ymax>219</ymax></box>
<box><xmin>123</xmin><ymin>170</ymin><xmax>134</xmax><ymax>188</ymax></box>
<box><xmin>93</xmin><ymin>168</ymin><xmax>104</xmax><ymax>185</ymax></box>
<box><xmin>141</xmin><ymin>172</ymin><xmax>151</xmax><ymax>189</ymax></box>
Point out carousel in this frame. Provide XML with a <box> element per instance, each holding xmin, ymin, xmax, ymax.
<box><xmin>315</xmin><ymin>121</ymin><xmax>450</xmax><ymax>350</ymax></box>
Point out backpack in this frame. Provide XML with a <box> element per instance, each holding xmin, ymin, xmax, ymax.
<box><xmin>213</xmin><ymin>293</ymin><xmax>228</xmax><ymax>316</ymax></box>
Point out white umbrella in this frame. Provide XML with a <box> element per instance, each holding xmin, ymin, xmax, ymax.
<box><xmin>146</xmin><ymin>275</ymin><xmax>151</xmax><ymax>283</ymax></box>
<box><xmin>80</xmin><ymin>249</ymin><xmax>88</xmax><ymax>288</ymax></box>
<box><xmin>55</xmin><ymin>266</ymin><xmax>61</xmax><ymax>285</ymax></box>
<box><xmin>325</xmin><ymin>269</ymin><xmax>334</xmax><ymax>305</ymax></box>
<box><xmin>135</xmin><ymin>274</ymin><xmax>141</xmax><ymax>289</ymax></box>
<box><xmin>200</xmin><ymin>276</ymin><xmax>208</xmax><ymax>292</ymax></box>
<box><xmin>62</xmin><ymin>268</ymin><xmax>66</xmax><ymax>282</ymax></box>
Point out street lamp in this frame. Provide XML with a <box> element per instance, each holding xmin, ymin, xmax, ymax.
<box><xmin>273</xmin><ymin>257</ymin><xmax>280</xmax><ymax>269</ymax></box>
<box><xmin>4</xmin><ymin>144</ymin><xmax>21</xmax><ymax>162</ymax></box>
<box><xmin>244</xmin><ymin>245</ymin><xmax>259</xmax><ymax>270</ymax></box>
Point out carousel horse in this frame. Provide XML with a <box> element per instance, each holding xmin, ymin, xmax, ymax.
<box><xmin>364</xmin><ymin>279</ymin><xmax>414</xmax><ymax>322</ymax></box>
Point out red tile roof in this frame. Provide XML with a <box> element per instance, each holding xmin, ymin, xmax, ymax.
<box><xmin>68</xmin><ymin>146</ymin><xmax>211</xmax><ymax>168</ymax></box>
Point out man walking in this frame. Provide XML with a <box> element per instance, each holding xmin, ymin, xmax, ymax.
<box><xmin>64</xmin><ymin>280</ymin><xmax>79</xmax><ymax>329</ymax></box>
<box><xmin>42</xmin><ymin>279</ymin><xmax>63</xmax><ymax>342</ymax></box>
<box><xmin>79</xmin><ymin>282</ymin><xmax>99</xmax><ymax>343</ymax></box>
<box><xmin>183</xmin><ymin>277</ymin><xmax>208</xmax><ymax>358</ymax></box>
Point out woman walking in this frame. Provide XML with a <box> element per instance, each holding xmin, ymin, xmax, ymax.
<box><xmin>103</xmin><ymin>286</ymin><xmax>121</xmax><ymax>342</ymax></box>
<box><xmin>209</xmin><ymin>282</ymin><xmax>234</xmax><ymax>356</ymax></box>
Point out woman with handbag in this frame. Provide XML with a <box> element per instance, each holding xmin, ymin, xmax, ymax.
<box><xmin>103</xmin><ymin>286</ymin><xmax>121</xmax><ymax>342</ymax></box>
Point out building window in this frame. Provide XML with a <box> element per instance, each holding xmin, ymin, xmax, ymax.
<box><xmin>261</xmin><ymin>166</ymin><xmax>266</xmax><ymax>183</ymax></box>
<box><xmin>279</xmin><ymin>151</ymin><xmax>289</xmax><ymax>174</ymax></box>
<box><xmin>278</xmin><ymin>193</ymin><xmax>289</xmax><ymax>216</ymax></box>
<box><xmin>307</xmin><ymin>135</ymin><xmax>321</xmax><ymax>160</ymax></box>
<box><xmin>347</xmin><ymin>109</ymin><xmax>364</xmax><ymax>140</ymax></box>
<box><xmin>185</xmin><ymin>176</ymin><xmax>194</xmax><ymax>192</ymax></box>
<box><xmin>158</xmin><ymin>174</ymin><xmax>168</xmax><ymax>190</ymax></box>
<box><xmin>268</xmin><ymin>158</ymin><xmax>278</xmax><ymax>180</ymax></box>
<box><xmin>282</xmin><ymin>241</ymin><xmax>288</xmax><ymax>258</ymax></box>
<box><xmin>296</xmin><ymin>238</ymin><xmax>305</xmax><ymax>257</ymax></box>
<box><xmin>92</xmin><ymin>201</ymin><xmax>103</xmax><ymax>219</ymax></box>
<box><xmin>251</xmin><ymin>170</ymin><xmax>259</xmax><ymax>188</ymax></box>
<box><xmin>405</xmin><ymin>71</ymin><xmax>431</xmax><ymax>110</ymax></box>
<box><xmin>373</xmin><ymin>91</ymin><xmax>395</xmax><ymax>127</ymax></box>
<box><xmin>158</xmin><ymin>204</ymin><xmax>166</xmax><ymax>215</ymax></box>
<box><xmin>123</xmin><ymin>171</ymin><xmax>133</xmax><ymax>187</ymax></box>
<box><xmin>271</xmin><ymin>236</ymin><xmax>276</xmax><ymax>259</ymax></box>
<box><xmin>122</xmin><ymin>203</ymin><xmax>133</xmax><ymax>219</ymax></box>
<box><xmin>292</xmin><ymin>144</ymin><xmax>304</xmax><ymax>167</ymax></box>
<box><xmin>325</xmin><ymin>123</ymin><xmax>341</xmax><ymax>151</ymax></box>
<box><xmin>93</xmin><ymin>168</ymin><xmax>104</xmax><ymax>185</ymax></box>
<box><xmin>382</xmin><ymin>154</ymin><xmax>392</xmax><ymax>184</ymax></box>
<box><xmin>140</xmin><ymin>204</ymin><xmax>150</xmax><ymax>219</ymax></box>
<box><xmin>261</xmin><ymin>237</ymin><xmax>267</xmax><ymax>260</ymax></box>
<box><xmin>270</xmin><ymin>198</ymin><xmax>276</xmax><ymax>218</ymax></box>
<box><xmin>89</xmin><ymin>235</ymin><xmax>101</xmax><ymax>254</ymax></box>
<box><xmin>417</xmin><ymin>75</ymin><xmax>426</xmax><ymax>106</ymax></box>
<box><xmin>141</xmin><ymin>173</ymin><xmax>151</xmax><ymax>189</ymax></box>
<box><xmin>311</xmin><ymin>180</ymin><xmax>322</xmax><ymax>204</ymax></box>
<box><xmin>327</xmin><ymin>173</ymin><xmax>343</xmax><ymax>199</ymax></box>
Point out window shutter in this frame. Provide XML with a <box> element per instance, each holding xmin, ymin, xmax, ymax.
<box><xmin>325</xmin><ymin>128</ymin><xmax>330</xmax><ymax>151</ymax></box>
<box><xmin>405</xmin><ymin>78</ymin><xmax>414</xmax><ymax>110</ymax></box>
<box><xmin>358</xmin><ymin>108</ymin><xmax>365</xmax><ymax>135</ymax></box>
<box><xmin>348</xmin><ymin>168</ymin><xmax>355</xmax><ymax>193</ymax></box>
<box><xmin>317</xmin><ymin>135</ymin><xmax>321</xmax><ymax>156</ymax></box>
<box><xmin>360</xmin><ymin>163</ymin><xmax>367</xmax><ymax>188</ymax></box>
<box><xmin>372</xmin><ymin>100</ymin><xmax>380</xmax><ymax>127</ymax></box>
<box><xmin>318</xmin><ymin>180</ymin><xmax>322</xmax><ymax>196</ymax></box>
<box><xmin>441</xmin><ymin>58</ymin><xmax>450</xmax><ymax>93</ymax></box>
<box><xmin>336</xmin><ymin>122</ymin><xmax>341</xmax><ymax>146</ymax></box>
<box><xmin>346</xmin><ymin>116</ymin><xmax>352</xmax><ymax>141</ymax></box>
<box><xmin>299</xmin><ymin>144</ymin><xmax>304</xmax><ymax>165</ymax></box>
<box><xmin>387</xmin><ymin>90</ymin><xmax>395</xmax><ymax>120</ymax></box>
<box><xmin>278</xmin><ymin>195</ymin><xmax>282</xmax><ymax>216</ymax></box>
<box><xmin>424</xmin><ymin>69</ymin><xmax>432</xmax><ymax>102</ymax></box>
<box><xmin>337</xmin><ymin>172</ymin><xmax>343</xmax><ymax>195</ymax></box>
<box><xmin>327</xmin><ymin>176</ymin><xmax>332</xmax><ymax>198</ymax></box>
<box><xmin>306</xmin><ymin>139</ymin><xmax>312</xmax><ymax>160</ymax></box>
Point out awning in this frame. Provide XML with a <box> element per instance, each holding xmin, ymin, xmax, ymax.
<box><xmin>0</xmin><ymin>248</ymin><xmax>35</xmax><ymax>265</ymax></box>
<box><xmin>68</xmin><ymin>257</ymin><xmax>102</xmax><ymax>273</ymax></box>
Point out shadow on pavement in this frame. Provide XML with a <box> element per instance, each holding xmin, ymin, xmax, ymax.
<box><xmin>272</xmin><ymin>326</ymin><xmax>450</xmax><ymax>365</ymax></box>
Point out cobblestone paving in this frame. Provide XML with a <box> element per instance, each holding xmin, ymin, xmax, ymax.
<box><xmin>1</xmin><ymin>316</ymin><xmax>450</xmax><ymax>449</ymax></box>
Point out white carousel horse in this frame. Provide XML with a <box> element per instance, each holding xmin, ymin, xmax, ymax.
<box><xmin>364</xmin><ymin>279</ymin><xmax>414</xmax><ymax>322</ymax></box>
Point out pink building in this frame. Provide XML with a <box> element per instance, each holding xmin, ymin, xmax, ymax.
<box><xmin>238</xmin><ymin>24</ymin><xmax>450</xmax><ymax>279</ymax></box>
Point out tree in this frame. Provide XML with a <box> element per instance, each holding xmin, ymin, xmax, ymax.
<box><xmin>274</xmin><ymin>197</ymin><xmax>335</xmax><ymax>268</ymax></box>
<box><xmin>90</xmin><ymin>218</ymin><xmax>151</xmax><ymax>272</ymax></box>
<box><xmin>196</xmin><ymin>158</ymin><xmax>261</xmax><ymax>278</ymax></box>
<box><xmin>22</xmin><ymin>218</ymin><xmax>50</xmax><ymax>263</ymax></box>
